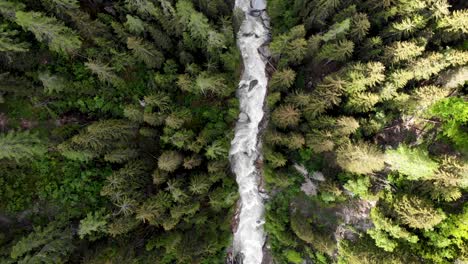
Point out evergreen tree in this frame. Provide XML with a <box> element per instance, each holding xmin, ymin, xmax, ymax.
<box><xmin>385</xmin><ymin>145</ymin><xmax>439</xmax><ymax>180</ymax></box>
<box><xmin>394</xmin><ymin>195</ymin><xmax>446</xmax><ymax>230</ymax></box>
<box><xmin>272</xmin><ymin>104</ymin><xmax>301</xmax><ymax>128</ymax></box>
<box><xmin>437</xmin><ymin>10</ymin><xmax>468</xmax><ymax>40</ymax></box>
<box><xmin>336</xmin><ymin>141</ymin><xmax>385</xmax><ymax>174</ymax></box>
<box><xmin>270</xmin><ymin>68</ymin><xmax>296</xmax><ymax>91</ymax></box>
<box><xmin>127</xmin><ymin>37</ymin><xmax>164</xmax><ymax>68</ymax></box>
<box><xmin>0</xmin><ymin>24</ymin><xmax>29</xmax><ymax>52</ymax></box>
<box><xmin>158</xmin><ymin>150</ymin><xmax>183</xmax><ymax>172</ymax></box>
<box><xmin>0</xmin><ymin>131</ymin><xmax>46</xmax><ymax>162</ymax></box>
<box><xmin>125</xmin><ymin>15</ymin><xmax>145</xmax><ymax>35</ymax></box>
<box><xmin>10</xmin><ymin>222</ymin><xmax>74</xmax><ymax>263</ymax></box>
<box><xmin>85</xmin><ymin>61</ymin><xmax>122</xmax><ymax>86</ymax></box>
<box><xmin>317</xmin><ymin>39</ymin><xmax>354</xmax><ymax>63</ymax></box>
<box><xmin>14</xmin><ymin>11</ymin><xmax>81</xmax><ymax>54</ymax></box>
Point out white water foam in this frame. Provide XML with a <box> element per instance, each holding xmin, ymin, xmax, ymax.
<box><xmin>230</xmin><ymin>0</ymin><xmax>270</xmax><ymax>263</ymax></box>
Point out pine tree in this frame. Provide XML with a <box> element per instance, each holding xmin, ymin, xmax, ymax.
<box><xmin>350</xmin><ymin>13</ymin><xmax>370</xmax><ymax>41</ymax></box>
<box><xmin>205</xmin><ymin>140</ymin><xmax>229</xmax><ymax>160</ymax></box>
<box><xmin>0</xmin><ymin>1</ymin><xmax>24</xmax><ymax>20</ymax></box>
<box><xmin>78</xmin><ymin>211</ymin><xmax>108</xmax><ymax>240</ymax></box>
<box><xmin>158</xmin><ymin>150</ymin><xmax>183</xmax><ymax>172</ymax></box>
<box><xmin>264</xmin><ymin>147</ymin><xmax>287</xmax><ymax>168</ymax></box>
<box><xmin>367</xmin><ymin>229</ymin><xmax>399</xmax><ymax>252</ymax></box>
<box><xmin>14</xmin><ymin>11</ymin><xmax>81</xmax><ymax>54</ymax></box>
<box><xmin>104</xmin><ymin>148</ymin><xmax>139</xmax><ymax>163</ymax></box>
<box><xmin>106</xmin><ymin>216</ymin><xmax>139</xmax><ymax>237</ymax></box>
<box><xmin>344</xmin><ymin>92</ymin><xmax>380</xmax><ymax>113</ymax></box>
<box><xmin>44</xmin><ymin>0</ymin><xmax>80</xmax><ymax>10</ymax></box>
<box><xmin>123</xmin><ymin>105</ymin><xmax>144</xmax><ymax>123</ymax></box>
<box><xmin>370</xmin><ymin>208</ymin><xmax>419</xmax><ymax>243</ymax></box>
<box><xmin>165</xmin><ymin>108</ymin><xmax>191</xmax><ymax>129</ymax></box>
<box><xmin>0</xmin><ymin>131</ymin><xmax>46</xmax><ymax>162</ymax></box>
<box><xmin>194</xmin><ymin>72</ymin><xmax>230</xmax><ymax>97</ymax></box>
<box><xmin>343</xmin><ymin>62</ymin><xmax>385</xmax><ymax>95</ymax></box>
<box><xmin>388</xmin><ymin>15</ymin><xmax>426</xmax><ymax>39</ymax></box>
<box><xmin>176</xmin><ymin>0</ymin><xmax>213</xmax><ymax>46</ymax></box>
<box><xmin>394</xmin><ymin>195</ymin><xmax>446</xmax><ymax>230</ymax></box>
<box><xmin>317</xmin><ymin>39</ymin><xmax>354</xmax><ymax>63</ymax></box>
<box><xmin>437</xmin><ymin>10</ymin><xmax>468</xmax><ymax>39</ymax></box>
<box><xmin>270</xmin><ymin>68</ymin><xmax>296</xmax><ymax>91</ymax></box>
<box><xmin>272</xmin><ymin>104</ymin><xmax>301</xmax><ymax>128</ymax></box>
<box><xmin>385</xmin><ymin>145</ymin><xmax>439</xmax><ymax>180</ymax></box>
<box><xmin>183</xmin><ymin>154</ymin><xmax>202</xmax><ymax>169</ymax></box>
<box><xmin>84</xmin><ymin>61</ymin><xmax>122</xmax><ymax>86</ymax></box>
<box><xmin>300</xmin><ymin>0</ymin><xmax>342</xmax><ymax>29</ymax></box>
<box><xmin>38</xmin><ymin>71</ymin><xmax>69</xmax><ymax>93</ymax></box>
<box><xmin>166</xmin><ymin>179</ymin><xmax>188</xmax><ymax>203</ymax></box>
<box><xmin>383</xmin><ymin>40</ymin><xmax>425</xmax><ymax>63</ymax></box>
<box><xmin>0</xmin><ymin>24</ymin><xmax>29</xmax><ymax>52</ymax></box>
<box><xmin>10</xmin><ymin>222</ymin><xmax>74</xmax><ymax>263</ymax></box>
<box><xmin>306</xmin><ymin>130</ymin><xmax>335</xmax><ymax>153</ymax></box>
<box><xmin>144</xmin><ymin>92</ymin><xmax>172</xmax><ymax>112</ymax></box>
<box><xmin>127</xmin><ymin>37</ymin><xmax>164</xmax><ymax>68</ymax></box>
<box><xmin>336</xmin><ymin>141</ymin><xmax>385</xmax><ymax>174</ymax></box>
<box><xmin>189</xmin><ymin>174</ymin><xmax>211</xmax><ymax>194</ymax></box>
<box><xmin>336</xmin><ymin>116</ymin><xmax>360</xmax><ymax>135</ymax></box>
<box><xmin>125</xmin><ymin>15</ymin><xmax>145</xmax><ymax>35</ymax></box>
<box><xmin>58</xmin><ymin>120</ymin><xmax>137</xmax><ymax>161</ymax></box>
<box><xmin>270</xmin><ymin>25</ymin><xmax>307</xmax><ymax>66</ymax></box>
<box><xmin>405</xmin><ymin>85</ymin><xmax>450</xmax><ymax>115</ymax></box>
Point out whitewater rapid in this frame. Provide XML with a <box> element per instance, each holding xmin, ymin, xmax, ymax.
<box><xmin>229</xmin><ymin>0</ymin><xmax>270</xmax><ymax>263</ymax></box>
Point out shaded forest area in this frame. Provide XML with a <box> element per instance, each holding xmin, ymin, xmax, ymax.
<box><xmin>264</xmin><ymin>0</ymin><xmax>468</xmax><ymax>263</ymax></box>
<box><xmin>1</xmin><ymin>0</ymin><xmax>241</xmax><ymax>263</ymax></box>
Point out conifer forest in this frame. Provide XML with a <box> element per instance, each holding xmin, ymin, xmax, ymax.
<box><xmin>0</xmin><ymin>0</ymin><xmax>467</xmax><ymax>263</ymax></box>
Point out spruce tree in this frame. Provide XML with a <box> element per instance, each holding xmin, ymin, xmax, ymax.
<box><xmin>0</xmin><ymin>24</ymin><xmax>29</xmax><ymax>52</ymax></box>
<box><xmin>0</xmin><ymin>131</ymin><xmax>46</xmax><ymax>162</ymax></box>
<box><xmin>14</xmin><ymin>11</ymin><xmax>82</xmax><ymax>54</ymax></box>
<box><xmin>395</xmin><ymin>195</ymin><xmax>446</xmax><ymax>230</ymax></box>
<box><xmin>335</xmin><ymin>141</ymin><xmax>385</xmax><ymax>174</ymax></box>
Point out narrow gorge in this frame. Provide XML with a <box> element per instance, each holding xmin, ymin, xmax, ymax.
<box><xmin>229</xmin><ymin>0</ymin><xmax>271</xmax><ymax>263</ymax></box>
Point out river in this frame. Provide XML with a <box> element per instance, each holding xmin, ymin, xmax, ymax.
<box><xmin>229</xmin><ymin>0</ymin><xmax>270</xmax><ymax>263</ymax></box>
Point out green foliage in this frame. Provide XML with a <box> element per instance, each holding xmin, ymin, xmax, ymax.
<box><xmin>0</xmin><ymin>23</ymin><xmax>29</xmax><ymax>52</ymax></box>
<box><xmin>385</xmin><ymin>145</ymin><xmax>439</xmax><ymax>180</ymax></box>
<box><xmin>78</xmin><ymin>210</ymin><xmax>109</xmax><ymax>240</ymax></box>
<box><xmin>125</xmin><ymin>15</ymin><xmax>145</xmax><ymax>34</ymax></box>
<box><xmin>343</xmin><ymin>175</ymin><xmax>373</xmax><ymax>199</ymax></box>
<box><xmin>158</xmin><ymin>150</ymin><xmax>183</xmax><ymax>172</ymax></box>
<box><xmin>430</xmin><ymin>97</ymin><xmax>468</xmax><ymax>151</ymax></box>
<box><xmin>284</xmin><ymin>249</ymin><xmax>303</xmax><ymax>263</ymax></box>
<box><xmin>0</xmin><ymin>131</ymin><xmax>46</xmax><ymax>162</ymax></box>
<box><xmin>10</xmin><ymin>222</ymin><xmax>74</xmax><ymax>263</ymax></box>
<box><xmin>14</xmin><ymin>11</ymin><xmax>81</xmax><ymax>54</ymax></box>
<box><xmin>394</xmin><ymin>195</ymin><xmax>446</xmax><ymax>230</ymax></box>
<box><xmin>127</xmin><ymin>37</ymin><xmax>164</xmax><ymax>68</ymax></box>
<box><xmin>336</xmin><ymin>141</ymin><xmax>385</xmax><ymax>174</ymax></box>
<box><xmin>272</xmin><ymin>104</ymin><xmax>301</xmax><ymax>128</ymax></box>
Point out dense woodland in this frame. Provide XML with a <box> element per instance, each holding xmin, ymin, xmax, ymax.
<box><xmin>0</xmin><ymin>0</ymin><xmax>467</xmax><ymax>263</ymax></box>
<box><xmin>0</xmin><ymin>0</ymin><xmax>240</xmax><ymax>263</ymax></box>
<box><xmin>264</xmin><ymin>0</ymin><xmax>468</xmax><ymax>263</ymax></box>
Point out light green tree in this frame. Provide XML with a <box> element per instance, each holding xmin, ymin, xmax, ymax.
<box><xmin>0</xmin><ymin>131</ymin><xmax>46</xmax><ymax>162</ymax></box>
<box><xmin>78</xmin><ymin>211</ymin><xmax>109</xmax><ymax>241</ymax></box>
<box><xmin>15</xmin><ymin>11</ymin><xmax>81</xmax><ymax>54</ymax></box>
<box><xmin>395</xmin><ymin>195</ymin><xmax>446</xmax><ymax>230</ymax></box>
<box><xmin>0</xmin><ymin>24</ymin><xmax>29</xmax><ymax>52</ymax></box>
<box><xmin>336</xmin><ymin>141</ymin><xmax>385</xmax><ymax>174</ymax></box>
<box><xmin>385</xmin><ymin>145</ymin><xmax>439</xmax><ymax>180</ymax></box>
<box><xmin>158</xmin><ymin>150</ymin><xmax>183</xmax><ymax>172</ymax></box>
